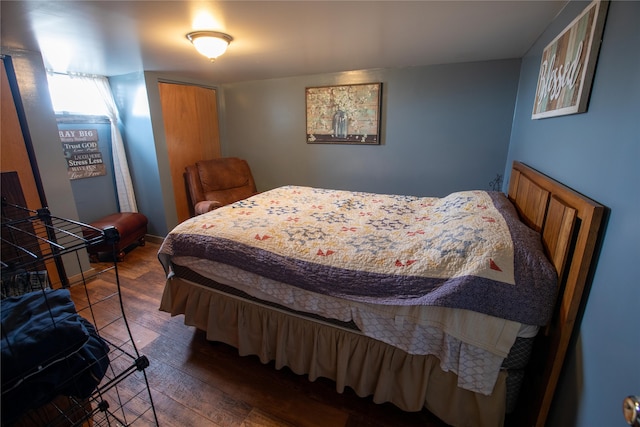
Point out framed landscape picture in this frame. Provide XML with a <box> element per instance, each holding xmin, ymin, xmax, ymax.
<box><xmin>532</xmin><ymin>0</ymin><xmax>609</xmax><ymax>119</ymax></box>
<box><xmin>306</xmin><ymin>83</ymin><xmax>382</xmax><ymax>144</ymax></box>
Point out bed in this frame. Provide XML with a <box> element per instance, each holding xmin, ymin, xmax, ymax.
<box><xmin>158</xmin><ymin>161</ymin><xmax>604</xmax><ymax>427</ymax></box>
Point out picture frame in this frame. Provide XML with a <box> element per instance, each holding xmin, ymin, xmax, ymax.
<box><xmin>532</xmin><ymin>0</ymin><xmax>609</xmax><ymax>119</ymax></box>
<box><xmin>306</xmin><ymin>83</ymin><xmax>382</xmax><ymax>144</ymax></box>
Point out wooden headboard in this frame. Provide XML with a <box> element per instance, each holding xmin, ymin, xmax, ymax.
<box><xmin>507</xmin><ymin>161</ymin><xmax>605</xmax><ymax>427</ymax></box>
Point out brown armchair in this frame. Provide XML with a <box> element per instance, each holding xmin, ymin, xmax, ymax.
<box><xmin>185</xmin><ymin>157</ymin><xmax>258</xmax><ymax>216</ymax></box>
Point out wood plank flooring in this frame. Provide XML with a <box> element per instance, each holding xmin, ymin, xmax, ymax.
<box><xmin>80</xmin><ymin>241</ymin><xmax>451</xmax><ymax>427</ymax></box>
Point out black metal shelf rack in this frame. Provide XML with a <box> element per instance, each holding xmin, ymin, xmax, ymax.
<box><xmin>1</xmin><ymin>202</ymin><xmax>159</xmax><ymax>427</ymax></box>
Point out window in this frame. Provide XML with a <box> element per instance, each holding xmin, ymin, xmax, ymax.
<box><xmin>46</xmin><ymin>73</ymin><xmax>109</xmax><ymax>116</ymax></box>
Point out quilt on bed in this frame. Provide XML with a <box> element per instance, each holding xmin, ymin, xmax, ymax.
<box><xmin>159</xmin><ymin>186</ymin><xmax>556</xmax><ymax>326</ymax></box>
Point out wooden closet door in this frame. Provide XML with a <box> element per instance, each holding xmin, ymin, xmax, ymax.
<box><xmin>158</xmin><ymin>82</ymin><xmax>221</xmax><ymax>223</ymax></box>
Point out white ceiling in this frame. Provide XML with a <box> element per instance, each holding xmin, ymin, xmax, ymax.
<box><xmin>1</xmin><ymin>1</ymin><xmax>568</xmax><ymax>84</ymax></box>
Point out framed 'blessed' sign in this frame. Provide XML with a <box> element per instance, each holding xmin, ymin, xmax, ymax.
<box><xmin>532</xmin><ymin>0</ymin><xmax>609</xmax><ymax>119</ymax></box>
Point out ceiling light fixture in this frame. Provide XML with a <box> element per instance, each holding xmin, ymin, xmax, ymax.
<box><xmin>186</xmin><ymin>31</ymin><xmax>233</xmax><ymax>62</ymax></box>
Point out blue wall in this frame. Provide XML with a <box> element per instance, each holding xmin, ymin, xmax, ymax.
<box><xmin>110</xmin><ymin>72</ymin><xmax>168</xmax><ymax>237</ymax></box>
<box><xmin>506</xmin><ymin>1</ymin><xmax>640</xmax><ymax>426</ymax></box>
<box><xmin>222</xmin><ymin>59</ymin><xmax>521</xmax><ymax>197</ymax></box>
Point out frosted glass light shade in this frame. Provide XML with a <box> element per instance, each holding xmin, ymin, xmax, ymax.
<box><xmin>187</xmin><ymin>31</ymin><xmax>233</xmax><ymax>61</ymax></box>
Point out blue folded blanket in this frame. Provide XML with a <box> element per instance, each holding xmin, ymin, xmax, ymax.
<box><xmin>1</xmin><ymin>289</ymin><xmax>110</xmax><ymax>423</ymax></box>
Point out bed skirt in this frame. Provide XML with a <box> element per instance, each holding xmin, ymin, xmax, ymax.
<box><xmin>160</xmin><ymin>276</ymin><xmax>508</xmax><ymax>427</ymax></box>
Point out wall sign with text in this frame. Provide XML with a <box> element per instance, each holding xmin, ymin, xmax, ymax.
<box><xmin>532</xmin><ymin>0</ymin><xmax>609</xmax><ymax>119</ymax></box>
<box><xmin>59</xmin><ymin>129</ymin><xmax>107</xmax><ymax>180</ymax></box>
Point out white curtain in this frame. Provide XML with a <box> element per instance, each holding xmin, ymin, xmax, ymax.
<box><xmin>70</xmin><ymin>74</ymin><xmax>138</xmax><ymax>212</ymax></box>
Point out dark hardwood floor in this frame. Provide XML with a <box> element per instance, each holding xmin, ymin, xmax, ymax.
<box><xmin>81</xmin><ymin>241</ymin><xmax>451</xmax><ymax>427</ymax></box>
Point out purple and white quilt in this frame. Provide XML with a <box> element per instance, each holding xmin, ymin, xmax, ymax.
<box><xmin>159</xmin><ymin>186</ymin><xmax>557</xmax><ymax>326</ymax></box>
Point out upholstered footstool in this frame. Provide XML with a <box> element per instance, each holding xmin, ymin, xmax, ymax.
<box><xmin>87</xmin><ymin>212</ymin><xmax>148</xmax><ymax>262</ymax></box>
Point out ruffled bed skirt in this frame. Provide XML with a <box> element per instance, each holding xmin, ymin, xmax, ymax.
<box><xmin>160</xmin><ymin>277</ymin><xmax>507</xmax><ymax>427</ymax></box>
